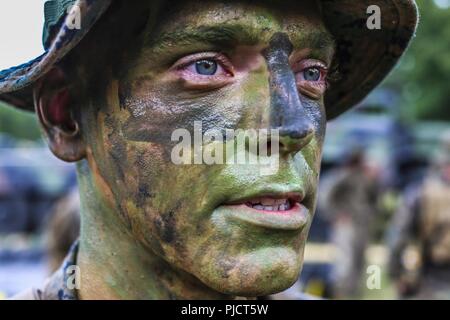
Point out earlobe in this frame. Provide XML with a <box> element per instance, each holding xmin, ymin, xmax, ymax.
<box><xmin>34</xmin><ymin>67</ymin><xmax>86</xmax><ymax>162</ymax></box>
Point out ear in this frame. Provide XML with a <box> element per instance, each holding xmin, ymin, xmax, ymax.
<box><xmin>34</xmin><ymin>67</ymin><xmax>86</xmax><ymax>162</ymax></box>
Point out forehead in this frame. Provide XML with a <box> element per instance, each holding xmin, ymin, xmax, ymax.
<box><xmin>146</xmin><ymin>0</ymin><xmax>332</xmax><ymax>50</ymax></box>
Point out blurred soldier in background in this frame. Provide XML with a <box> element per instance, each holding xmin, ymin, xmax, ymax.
<box><xmin>45</xmin><ymin>189</ymin><xmax>80</xmax><ymax>273</ymax></box>
<box><xmin>320</xmin><ymin>147</ymin><xmax>379</xmax><ymax>298</ymax></box>
<box><xmin>388</xmin><ymin>131</ymin><xmax>450</xmax><ymax>299</ymax></box>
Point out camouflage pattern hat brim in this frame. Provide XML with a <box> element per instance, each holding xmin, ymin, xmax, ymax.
<box><xmin>0</xmin><ymin>0</ymin><xmax>418</xmax><ymax>120</ymax></box>
<box><xmin>321</xmin><ymin>0</ymin><xmax>418</xmax><ymax>119</ymax></box>
<box><xmin>0</xmin><ymin>0</ymin><xmax>112</xmax><ymax>110</ymax></box>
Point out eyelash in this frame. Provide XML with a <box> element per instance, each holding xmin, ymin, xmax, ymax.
<box><xmin>174</xmin><ymin>53</ymin><xmax>234</xmax><ymax>76</ymax></box>
<box><xmin>294</xmin><ymin>60</ymin><xmax>329</xmax><ymax>98</ymax></box>
<box><xmin>173</xmin><ymin>53</ymin><xmax>329</xmax><ymax>97</ymax></box>
<box><xmin>296</xmin><ymin>61</ymin><xmax>328</xmax><ymax>78</ymax></box>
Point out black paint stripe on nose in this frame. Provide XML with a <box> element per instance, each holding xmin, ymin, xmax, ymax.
<box><xmin>264</xmin><ymin>32</ymin><xmax>303</xmax><ymax>128</ymax></box>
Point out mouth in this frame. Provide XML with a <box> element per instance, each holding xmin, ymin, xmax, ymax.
<box><xmin>217</xmin><ymin>192</ymin><xmax>309</xmax><ymax>230</ymax></box>
<box><xmin>243</xmin><ymin>197</ymin><xmax>297</xmax><ymax>212</ymax></box>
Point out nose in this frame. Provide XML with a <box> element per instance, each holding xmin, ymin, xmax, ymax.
<box><xmin>263</xmin><ymin>33</ymin><xmax>315</xmax><ymax>155</ymax></box>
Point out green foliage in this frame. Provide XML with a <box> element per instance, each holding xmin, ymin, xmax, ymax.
<box><xmin>383</xmin><ymin>0</ymin><xmax>450</xmax><ymax>121</ymax></box>
<box><xmin>0</xmin><ymin>102</ymin><xmax>41</xmax><ymax>140</ymax></box>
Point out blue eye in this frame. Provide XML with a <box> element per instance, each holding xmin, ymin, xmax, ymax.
<box><xmin>195</xmin><ymin>60</ymin><xmax>218</xmax><ymax>75</ymax></box>
<box><xmin>302</xmin><ymin>67</ymin><xmax>321</xmax><ymax>81</ymax></box>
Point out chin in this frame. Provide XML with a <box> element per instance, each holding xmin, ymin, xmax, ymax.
<box><xmin>196</xmin><ymin>246</ymin><xmax>304</xmax><ymax>297</ymax></box>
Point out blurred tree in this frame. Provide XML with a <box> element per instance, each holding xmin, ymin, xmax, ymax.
<box><xmin>0</xmin><ymin>102</ymin><xmax>41</xmax><ymax>140</ymax></box>
<box><xmin>383</xmin><ymin>0</ymin><xmax>450</xmax><ymax>121</ymax></box>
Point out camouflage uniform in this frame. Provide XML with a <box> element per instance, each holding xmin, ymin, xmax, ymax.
<box><xmin>11</xmin><ymin>242</ymin><xmax>79</xmax><ymax>300</ymax></box>
<box><xmin>320</xmin><ymin>155</ymin><xmax>379</xmax><ymax>298</ymax></box>
<box><xmin>388</xmin><ymin>132</ymin><xmax>450</xmax><ymax>299</ymax></box>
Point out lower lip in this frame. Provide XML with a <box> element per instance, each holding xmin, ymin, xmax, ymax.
<box><xmin>215</xmin><ymin>202</ymin><xmax>309</xmax><ymax>230</ymax></box>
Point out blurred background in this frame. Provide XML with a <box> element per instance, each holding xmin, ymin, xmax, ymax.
<box><xmin>0</xmin><ymin>0</ymin><xmax>449</xmax><ymax>299</ymax></box>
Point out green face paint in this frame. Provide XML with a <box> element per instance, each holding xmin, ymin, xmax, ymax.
<box><xmin>75</xmin><ymin>0</ymin><xmax>333</xmax><ymax>299</ymax></box>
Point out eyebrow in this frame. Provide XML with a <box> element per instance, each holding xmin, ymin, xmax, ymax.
<box><xmin>299</xmin><ymin>31</ymin><xmax>336</xmax><ymax>52</ymax></box>
<box><xmin>149</xmin><ymin>24</ymin><xmax>335</xmax><ymax>52</ymax></box>
<box><xmin>149</xmin><ymin>25</ymin><xmax>259</xmax><ymax>50</ymax></box>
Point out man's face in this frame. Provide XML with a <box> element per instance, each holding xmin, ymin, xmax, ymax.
<box><xmin>81</xmin><ymin>0</ymin><xmax>334</xmax><ymax>296</ymax></box>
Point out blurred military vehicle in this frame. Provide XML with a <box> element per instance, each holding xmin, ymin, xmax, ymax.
<box><xmin>0</xmin><ymin>133</ymin><xmax>76</xmax><ymax>234</ymax></box>
<box><xmin>0</xmin><ymin>134</ymin><xmax>77</xmax><ymax>297</ymax></box>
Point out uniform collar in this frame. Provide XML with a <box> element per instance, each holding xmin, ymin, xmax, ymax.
<box><xmin>38</xmin><ymin>240</ymin><xmax>79</xmax><ymax>300</ymax></box>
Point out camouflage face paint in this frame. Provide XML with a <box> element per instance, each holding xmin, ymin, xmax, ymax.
<box><xmin>75</xmin><ymin>0</ymin><xmax>334</xmax><ymax>299</ymax></box>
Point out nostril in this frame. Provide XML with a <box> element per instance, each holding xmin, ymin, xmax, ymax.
<box><xmin>278</xmin><ymin>125</ymin><xmax>314</xmax><ymax>154</ymax></box>
<box><xmin>280</xmin><ymin>124</ymin><xmax>314</xmax><ymax>140</ymax></box>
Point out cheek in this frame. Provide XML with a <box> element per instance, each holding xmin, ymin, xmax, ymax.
<box><xmin>294</xmin><ymin>97</ymin><xmax>325</xmax><ymax>199</ymax></box>
<box><xmin>97</xmin><ymin>134</ymin><xmax>179</xmax><ymax>255</ymax></box>
<box><xmin>100</xmin><ymin>126</ymin><xmax>220</xmax><ymax>260</ymax></box>
<box><xmin>301</xmin><ymin>95</ymin><xmax>326</xmax><ymax>143</ymax></box>
<box><xmin>119</xmin><ymin>77</ymin><xmax>258</xmax><ymax>144</ymax></box>
<box><xmin>86</xmin><ymin>83</ymin><xmax>233</xmax><ymax>264</ymax></box>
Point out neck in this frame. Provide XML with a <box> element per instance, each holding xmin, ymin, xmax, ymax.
<box><xmin>75</xmin><ymin>160</ymin><xmax>233</xmax><ymax>300</ymax></box>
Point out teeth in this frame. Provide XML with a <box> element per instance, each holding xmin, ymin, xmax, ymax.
<box><xmin>248</xmin><ymin>198</ymin><xmax>292</xmax><ymax>211</ymax></box>
<box><xmin>261</xmin><ymin>198</ymin><xmax>275</xmax><ymax>205</ymax></box>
